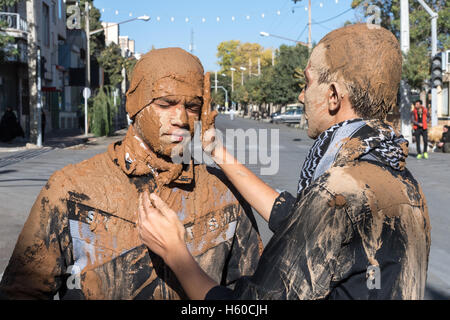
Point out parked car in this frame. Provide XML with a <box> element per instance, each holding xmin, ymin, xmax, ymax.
<box><xmin>270</xmin><ymin>112</ymin><xmax>281</xmax><ymax>123</ymax></box>
<box><xmin>272</xmin><ymin>108</ymin><xmax>303</xmax><ymax>124</ymax></box>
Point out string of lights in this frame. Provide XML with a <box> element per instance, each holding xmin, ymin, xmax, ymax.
<box><xmin>98</xmin><ymin>0</ymin><xmax>345</xmax><ymax>24</ymax></box>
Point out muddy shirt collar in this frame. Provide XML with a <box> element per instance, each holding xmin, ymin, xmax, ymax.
<box><xmin>297</xmin><ymin>118</ymin><xmax>408</xmax><ymax>196</ymax></box>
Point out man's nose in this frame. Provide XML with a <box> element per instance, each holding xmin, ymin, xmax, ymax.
<box><xmin>170</xmin><ymin>104</ymin><xmax>189</xmax><ymax>127</ymax></box>
<box><xmin>298</xmin><ymin>90</ymin><xmax>305</xmax><ymax>104</ymax></box>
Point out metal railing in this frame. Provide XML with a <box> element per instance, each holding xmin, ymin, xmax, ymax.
<box><xmin>0</xmin><ymin>12</ymin><xmax>28</xmax><ymax>33</ymax></box>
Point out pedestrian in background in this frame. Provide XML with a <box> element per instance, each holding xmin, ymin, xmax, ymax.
<box><xmin>437</xmin><ymin>125</ymin><xmax>450</xmax><ymax>153</ymax></box>
<box><xmin>0</xmin><ymin>107</ymin><xmax>24</xmax><ymax>143</ymax></box>
<box><xmin>411</xmin><ymin>100</ymin><xmax>430</xmax><ymax>159</ymax></box>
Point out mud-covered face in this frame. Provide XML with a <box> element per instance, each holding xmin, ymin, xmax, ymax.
<box><xmin>298</xmin><ymin>45</ymin><xmax>334</xmax><ymax>139</ymax></box>
<box><xmin>134</xmin><ymin>77</ymin><xmax>203</xmax><ymax>158</ymax></box>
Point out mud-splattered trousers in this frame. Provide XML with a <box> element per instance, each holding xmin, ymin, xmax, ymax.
<box><xmin>207</xmin><ymin>121</ymin><xmax>431</xmax><ymax>300</ymax></box>
<box><xmin>0</xmin><ymin>151</ymin><xmax>262</xmax><ymax>299</ymax></box>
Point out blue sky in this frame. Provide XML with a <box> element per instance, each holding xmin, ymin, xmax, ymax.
<box><xmin>94</xmin><ymin>0</ymin><xmax>358</xmax><ymax>72</ymax></box>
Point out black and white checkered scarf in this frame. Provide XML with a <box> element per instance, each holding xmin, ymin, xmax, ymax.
<box><xmin>297</xmin><ymin>119</ymin><xmax>408</xmax><ymax>196</ymax></box>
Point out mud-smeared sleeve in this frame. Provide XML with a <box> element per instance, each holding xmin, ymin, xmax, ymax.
<box><xmin>0</xmin><ymin>172</ymin><xmax>70</xmax><ymax>300</ymax></box>
<box><xmin>210</xmin><ymin>185</ymin><xmax>351</xmax><ymax>300</ymax></box>
<box><xmin>222</xmin><ymin>202</ymin><xmax>262</xmax><ymax>288</ymax></box>
<box><xmin>268</xmin><ymin>191</ymin><xmax>297</xmax><ymax>234</ymax></box>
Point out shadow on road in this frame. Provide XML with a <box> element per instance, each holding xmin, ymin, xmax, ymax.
<box><xmin>425</xmin><ymin>285</ymin><xmax>450</xmax><ymax>300</ymax></box>
<box><xmin>0</xmin><ymin>170</ymin><xmax>17</xmax><ymax>175</ymax></box>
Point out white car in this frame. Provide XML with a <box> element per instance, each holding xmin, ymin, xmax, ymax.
<box><xmin>272</xmin><ymin>108</ymin><xmax>303</xmax><ymax>124</ymax></box>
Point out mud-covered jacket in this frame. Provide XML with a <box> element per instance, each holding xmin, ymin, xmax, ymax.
<box><xmin>0</xmin><ymin>138</ymin><xmax>262</xmax><ymax>300</ymax></box>
<box><xmin>207</xmin><ymin>120</ymin><xmax>431</xmax><ymax>300</ymax></box>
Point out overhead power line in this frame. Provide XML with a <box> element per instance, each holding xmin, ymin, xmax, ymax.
<box><xmin>312</xmin><ymin>7</ymin><xmax>353</xmax><ymax>25</ymax></box>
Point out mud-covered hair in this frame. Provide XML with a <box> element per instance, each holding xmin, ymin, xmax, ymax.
<box><xmin>315</xmin><ymin>24</ymin><xmax>402</xmax><ymax>120</ymax></box>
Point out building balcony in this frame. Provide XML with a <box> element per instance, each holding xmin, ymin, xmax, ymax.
<box><xmin>0</xmin><ymin>12</ymin><xmax>28</xmax><ymax>38</ymax></box>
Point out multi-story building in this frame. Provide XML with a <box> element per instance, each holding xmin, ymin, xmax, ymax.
<box><xmin>58</xmin><ymin>28</ymin><xmax>87</xmax><ymax>129</ymax></box>
<box><xmin>102</xmin><ymin>22</ymin><xmax>138</xmax><ymax>129</ymax></box>
<box><xmin>1</xmin><ymin>0</ymin><xmax>89</xmax><ymax>139</ymax></box>
<box><xmin>119</xmin><ymin>35</ymin><xmax>135</xmax><ymax>57</ymax></box>
<box><xmin>1</xmin><ymin>0</ymin><xmax>67</xmax><ymax>136</ymax></box>
<box><xmin>0</xmin><ymin>1</ymin><xmax>29</xmax><ymax>134</ymax></box>
<box><xmin>38</xmin><ymin>0</ymin><xmax>67</xmax><ymax>133</ymax></box>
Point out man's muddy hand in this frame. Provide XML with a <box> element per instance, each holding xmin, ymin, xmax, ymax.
<box><xmin>138</xmin><ymin>192</ymin><xmax>187</xmax><ymax>264</ymax></box>
<box><xmin>201</xmin><ymin>72</ymin><xmax>219</xmax><ymax>155</ymax></box>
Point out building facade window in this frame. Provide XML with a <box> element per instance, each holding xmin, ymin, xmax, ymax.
<box><xmin>43</xmin><ymin>3</ymin><xmax>50</xmax><ymax>47</ymax></box>
<box><xmin>59</xmin><ymin>0</ymin><xmax>63</xmax><ymax>19</ymax></box>
<box><xmin>52</xmin><ymin>1</ymin><xmax>57</xmax><ymax>24</ymax></box>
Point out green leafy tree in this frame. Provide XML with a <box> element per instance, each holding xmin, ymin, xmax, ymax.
<box><xmin>351</xmin><ymin>0</ymin><xmax>450</xmax><ymax>90</ymax></box>
<box><xmin>216</xmin><ymin>40</ymin><xmax>273</xmax><ymax>78</ymax></box>
<box><xmin>89</xmin><ymin>85</ymin><xmax>120</xmax><ymax>136</ymax></box>
<box><xmin>78</xmin><ymin>0</ymin><xmax>105</xmax><ymax>58</ymax></box>
<box><xmin>268</xmin><ymin>44</ymin><xmax>309</xmax><ymax>105</ymax></box>
<box><xmin>0</xmin><ymin>0</ymin><xmax>20</xmax><ymax>63</ymax></box>
<box><xmin>124</xmin><ymin>56</ymin><xmax>137</xmax><ymax>80</ymax></box>
<box><xmin>402</xmin><ymin>44</ymin><xmax>430</xmax><ymax>90</ymax></box>
<box><xmin>97</xmin><ymin>43</ymin><xmax>124</xmax><ymax>87</ymax></box>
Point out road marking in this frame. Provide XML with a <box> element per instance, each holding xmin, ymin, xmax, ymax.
<box><xmin>0</xmin><ymin>148</ymin><xmax>53</xmax><ymax>168</ymax></box>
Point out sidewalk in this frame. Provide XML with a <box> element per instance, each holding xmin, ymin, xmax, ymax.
<box><xmin>0</xmin><ymin>129</ymin><xmax>93</xmax><ymax>154</ymax></box>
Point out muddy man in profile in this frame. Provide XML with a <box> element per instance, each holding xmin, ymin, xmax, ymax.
<box><xmin>0</xmin><ymin>48</ymin><xmax>262</xmax><ymax>300</ymax></box>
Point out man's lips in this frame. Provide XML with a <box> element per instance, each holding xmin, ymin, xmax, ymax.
<box><xmin>166</xmin><ymin>130</ymin><xmax>190</xmax><ymax>142</ymax></box>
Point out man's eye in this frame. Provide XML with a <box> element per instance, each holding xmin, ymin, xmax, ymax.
<box><xmin>155</xmin><ymin>101</ymin><xmax>171</xmax><ymax>107</ymax></box>
<box><xmin>186</xmin><ymin>104</ymin><xmax>201</xmax><ymax>111</ymax></box>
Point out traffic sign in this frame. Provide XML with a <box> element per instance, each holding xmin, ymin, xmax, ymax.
<box><xmin>83</xmin><ymin>87</ymin><xmax>91</xmax><ymax>99</ymax></box>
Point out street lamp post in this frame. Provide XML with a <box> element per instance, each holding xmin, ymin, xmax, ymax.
<box><xmin>400</xmin><ymin>0</ymin><xmax>411</xmax><ymax>144</ymax></box>
<box><xmin>85</xmin><ymin>4</ymin><xmax>91</xmax><ymax>88</ymax></box>
<box><xmin>214</xmin><ymin>71</ymin><xmax>218</xmax><ymax>93</ymax></box>
<box><xmin>85</xmin><ymin>7</ymin><xmax>150</xmax><ymax>88</ymax></box>
<box><xmin>230</xmin><ymin>67</ymin><xmax>236</xmax><ymax>92</ymax></box>
<box><xmin>240</xmin><ymin>67</ymin><xmax>246</xmax><ymax>86</ymax></box>
<box><xmin>212</xmin><ymin>86</ymin><xmax>228</xmax><ymax>110</ymax></box>
<box><xmin>417</xmin><ymin>0</ymin><xmax>439</xmax><ymax>127</ymax></box>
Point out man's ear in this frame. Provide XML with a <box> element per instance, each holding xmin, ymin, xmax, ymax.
<box><xmin>327</xmin><ymin>82</ymin><xmax>343</xmax><ymax>115</ymax></box>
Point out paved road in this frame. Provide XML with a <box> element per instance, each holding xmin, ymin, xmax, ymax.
<box><xmin>0</xmin><ymin>115</ymin><xmax>448</xmax><ymax>299</ymax></box>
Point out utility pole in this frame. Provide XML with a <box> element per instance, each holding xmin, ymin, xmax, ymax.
<box><xmin>400</xmin><ymin>0</ymin><xmax>412</xmax><ymax>144</ymax></box>
<box><xmin>258</xmin><ymin>57</ymin><xmax>261</xmax><ymax>76</ymax></box>
<box><xmin>26</xmin><ymin>0</ymin><xmax>42</xmax><ymax>146</ymax></box>
<box><xmin>214</xmin><ymin>71</ymin><xmax>218</xmax><ymax>93</ymax></box>
<box><xmin>85</xmin><ymin>3</ymin><xmax>91</xmax><ymax>88</ymax></box>
<box><xmin>249</xmin><ymin>58</ymin><xmax>252</xmax><ymax>77</ymax></box>
<box><xmin>308</xmin><ymin>0</ymin><xmax>312</xmax><ymax>51</ymax></box>
<box><xmin>230</xmin><ymin>68</ymin><xmax>235</xmax><ymax>92</ymax></box>
<box><xmin>190</xmin><ymin>28</ymin><xmax>194</xmax><ymax>53</ymax></box>
<box><xmin>417</xmin><ymin>0</ymin><xmax>439</xmax><ymax>127</ymax></box>
<box><xmin>36</xmin><ymin>48</ymin><xmax>42</xmax><ymax>147</ymax></box>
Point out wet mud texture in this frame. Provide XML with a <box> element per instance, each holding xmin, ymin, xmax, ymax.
<box><xmin>126</xmin><ymin>48</ymin><xmax>204</xmax><ymax>119</ymax></box>
<box><xmin>0</xmin><ymin>121</ymin><xmax>262</xmax><ymax>299</ymax></box>
<box><xmin>220</xmin><ymin>121</ymin><xmax>430</xmax><ymax>300</ymax></box>
<box><xmin>316</xmin><ymin>24</ymin><xmax>402</xmax><ymax>119</ymax></box>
